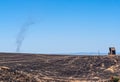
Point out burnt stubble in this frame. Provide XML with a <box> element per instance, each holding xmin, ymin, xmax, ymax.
<box><xmin>0</xmin><ymin>53</ymin><xmax>120</xmax><ymax>82</ymax></box>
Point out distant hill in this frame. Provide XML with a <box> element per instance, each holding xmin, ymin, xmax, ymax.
<box><xmin>70</xmin><ymin>52</ymin><xmax>107</xmax><ymax>55</ymax></box>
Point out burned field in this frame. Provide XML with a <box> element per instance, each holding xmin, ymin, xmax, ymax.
<box><xmin>0</xmin><ymin>53</ymin><xmax>120</xmax><ymax>82</ymax></box>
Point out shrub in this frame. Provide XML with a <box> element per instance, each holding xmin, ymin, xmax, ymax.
<box><xmin>113</xmin><ymin>77</ymin><xmax>119</xmax><ymax>82</ymax></box>
<box><xmin>110</xmin><ymin>76</ymin><xmax>119</xmax><ymax>82</ymax></box>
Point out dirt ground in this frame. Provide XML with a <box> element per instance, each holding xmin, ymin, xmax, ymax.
<box><xmin>0</xmin><ymin>53</ymin><xmax>120</xmax><ymax>82</ymax></box>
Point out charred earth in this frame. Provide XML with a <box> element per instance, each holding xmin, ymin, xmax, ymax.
<box><xmin>0</xmin><ymin>53</ymin><xmax>120</xmax><ymax>82</ymax></box>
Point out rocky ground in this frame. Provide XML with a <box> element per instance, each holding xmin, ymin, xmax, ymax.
<box><xmin>0</xmin><ymin>53</ymin><xmax>120</xmax><ymax>82</ymax></box>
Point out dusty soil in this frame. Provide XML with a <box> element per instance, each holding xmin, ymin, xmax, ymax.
<box><xmin>0</xmin><ymin>53</ymin><xmax>120</xmax><ymax>82</ymax></box>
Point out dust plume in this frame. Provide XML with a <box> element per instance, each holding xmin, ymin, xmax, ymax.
<box><xmin>16</xmin><ymin>21</ymin><xmax>34</xmax><ymax>52</ymax></box>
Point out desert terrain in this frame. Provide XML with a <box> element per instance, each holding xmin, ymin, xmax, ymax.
<box><xmin>0</xmin><ymin>53</ymin><xmax>120</xmax><ymax>82</ymax></box>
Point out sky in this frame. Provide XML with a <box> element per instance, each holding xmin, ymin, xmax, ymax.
<box><xmin>0</xmin><ymin>0</ymin><xmax>120</xmax><ymax>54</ymax></box>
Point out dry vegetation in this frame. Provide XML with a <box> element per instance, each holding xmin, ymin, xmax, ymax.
<box><xmin>0</xmin><ymin>53</ymin><xmax>120</xmax><ymax>82</ymax></box>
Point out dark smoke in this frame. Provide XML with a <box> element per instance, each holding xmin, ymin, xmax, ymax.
<box><xmin>16</xmin><ymin>21</ymin><xmax>34</xmax><ymax>52</ymax></box>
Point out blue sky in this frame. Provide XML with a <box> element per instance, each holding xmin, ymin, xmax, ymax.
<box><xmin>0</xmin><ymin>0</ymin><xmax>120</xmax><ymax>54</ymax></box>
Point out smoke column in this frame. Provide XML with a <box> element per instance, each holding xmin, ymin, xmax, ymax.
<box><xmin>16</xmin><ymin>21</ymin><xmax>34</xmax><ymax>52</ymax></box>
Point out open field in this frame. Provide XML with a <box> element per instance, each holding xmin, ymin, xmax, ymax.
<box><xmin>0</xmin><ymin>53</ymin><xmax>120</xmax><ymax>82</ymax></box>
